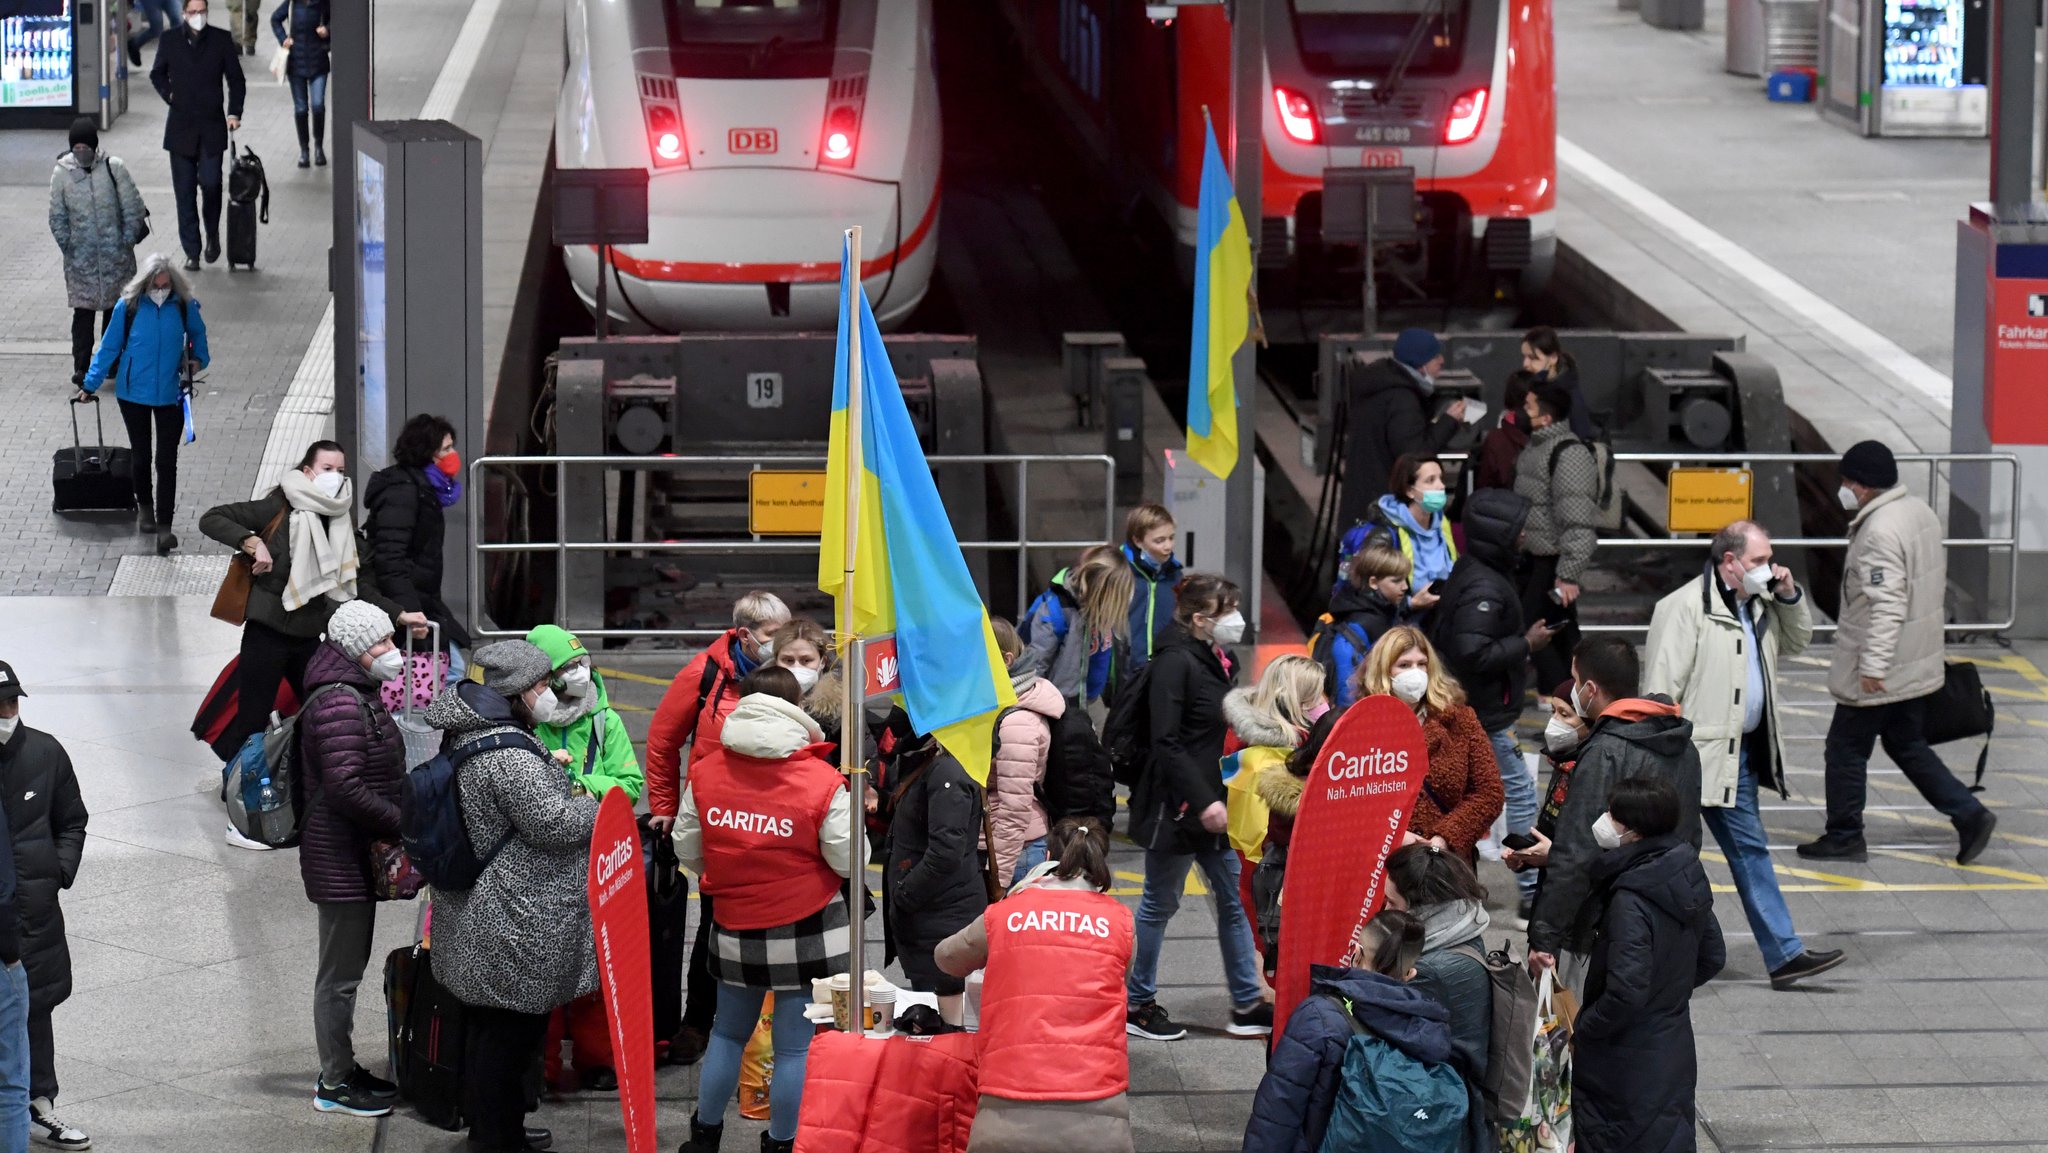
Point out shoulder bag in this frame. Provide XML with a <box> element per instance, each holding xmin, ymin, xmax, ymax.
<box><xmin>210</xmin><ymin>502</ymin><xmax>290</xmax><ymax>626</ymax></box>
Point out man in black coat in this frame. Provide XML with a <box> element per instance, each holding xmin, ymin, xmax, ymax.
<box><xmin>0</xmin><ymin>662</ymin><xmax>87</xmax><ymax>1151</ymax></box>
<box><xmin>151</xmin><ymin>0</ymin><xmax>247</xmax><ymax>270</ymax></box>
<box><xmin>1429</xmin><ymin>487</ymin><xmax>1553</xmax><ymax>916</ymax></box>
<box><xmin>1337</xmin><ymin>327</ymin><xmax>1467</xmax><ymax>532</ymax></box>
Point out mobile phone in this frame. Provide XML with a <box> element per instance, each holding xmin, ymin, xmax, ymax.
<box><xmin>1548</xmin><ymin>586</ymin><xmax>1566</xmax><ymax>605</ymax></box>
<box><xmin>1502</xmin><ymin>832</ymin><xmax>1539</xmax><ymax>852</ymax></box>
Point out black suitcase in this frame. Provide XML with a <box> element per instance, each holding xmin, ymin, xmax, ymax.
<box><xmin>52</xmin><ymin>397</ymin><xmax>136</xmax><ymax>513</ymax></box>
<box><xmin>644</xmin><ymin>816</ymin><xmax>691</xmax><ymax>1061</ymax></box>
<box><xmin>385</xmin><ymin>941</ymin><xmax>466</xmax><ymax>1130</ymax></box>
<box><xmin>226</xmin><ymin>139</ymin><xmax>267</xmax><ymax>270</ymax></box>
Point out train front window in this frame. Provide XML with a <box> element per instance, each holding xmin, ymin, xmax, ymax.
<box><xmin>666</xmin><ymin>0</ymin><xmax>839</xmax><ymax>80</ymax></box>
<box><xmin>1292</xmin><ymin>0</ymin><xmax>1468</xmax><ymax>79</ymax></box>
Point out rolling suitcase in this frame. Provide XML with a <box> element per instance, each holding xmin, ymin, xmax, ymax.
<box><xmin>226</xmin><ymin>136</ymin><xmax>267</xmax><ymax>271</ymax></box>
<box><xmin>52</xmin><ymin>397</ymin><xmax>136</xmax><ymax>513</ymax></box>
<box><xmin>386</xmin><ymin>916</ymin><xmax>466</xmax><ymax>1130</ymax></box>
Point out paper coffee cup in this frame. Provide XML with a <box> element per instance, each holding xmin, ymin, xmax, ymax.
<box><xmin>868</xmin><ymin>985</ymin><xmax>897</xmax><ymax>1036</ymax></box>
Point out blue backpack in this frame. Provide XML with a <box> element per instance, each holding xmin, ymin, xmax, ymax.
<box><xmin>400</xmin><ymin>730</ymin><xmax>542</xmax><ymax>891</ymax></box>
<box><xmin>1319</xmin><ymin>994</ymin><xmax>1470</xmax><ymax>1153</ymax></box>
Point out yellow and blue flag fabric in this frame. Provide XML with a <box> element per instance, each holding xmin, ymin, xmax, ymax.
<box><xmin>1185</xmin><ymin>117</ymin><xmax>1254</xmax><ymax>480</ymax></box>
<box><xmin>818</xmin><ymin>237</ymin><xmax>1015</xmax><ymax>785</ymax></box>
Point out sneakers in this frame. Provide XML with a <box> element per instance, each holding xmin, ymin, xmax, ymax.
<box><xmin>1125</xmin><ymin>1001</ymin><xmax>1187</xmax><ymax>1042</ymax></box>
<box><xmin>313</xmin><ymin>1078</ymin><xmax>391</xmax><ymax>1117</ymax></box>
<box><xmin>1769</xmin><ymin>949</ymin><xmax>1847</xmax><ymax>990</ymax></box>
<box><xmin>348</xmin><ymin>1064</ymin><xmax>398</xmax><ymax>1098</ymax></box>
<box><xmin>1958</xmin><ymin>810</ymin><xmax>1998</xmax><ymax>865</ymax></box>
<box><xmin>1226</xmin><ymin>1000</ymin><xmax>1275</xmax><ymax>1039</ymax></box>
<box><xmin>224</xmin><ymin>824</ymin><xmax>274</xmax><ymax>851</ymax></box>
<box><xmin>1795</xmin><ymin>835</ymin><xmax>1867</xmax><ymax>862</ymax></box>
<box><xmin>29</xmin><ymin>1098</ymin><xmax>88</xmax><ymax>1150</ymax></box>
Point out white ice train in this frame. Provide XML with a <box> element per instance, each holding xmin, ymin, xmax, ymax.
<box><xmin>557</xmin><ymin>0</ymin><xmax>941</xmax><ymax>332</ymax></box>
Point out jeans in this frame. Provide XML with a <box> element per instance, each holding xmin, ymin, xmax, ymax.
<box><xmin>117</xmin><ymin>399</ymin><xmax>181</xmax><ymax>526</ymax></box>
<box><xmin>1127</xmin><ymin>845</ymin><xmax>1264</xmax><ymax>1010</ymax></box>
<box><xmin>313</xmin><ymin>902</ymin><xmax>377</xmax><ymax>1085</ymax></box>
<box><xmin>0</xmin><ymin>963</ymin><xmax>28</xmax><ymax>1153</ymax></box>
<box><xmin>69</xmin><ymin>309</ymin><xmax>110</xmax><ymax>380</ymax></box>
<box><xmin>460</xmin><ymin>1004</ymin><xmax>550</xmax><ymax>1151</ymax></box>
<box><xmin>1008</xmin><ymin>836</ymin><xmax>1048</xmax><ymax>887</ymax></box>
<box><xmin>1702</xmin><ymin>746</ymin><xmax>1803</xmax><ymax>971</ymax></box>
<box><xmin>167</xmin><ymin>147</ymin><xmax>224</xmax><ymax>260</ymax></box>
<box><xmin>696</xmin><ymin>983</ymin><xmax>815</xmax><ymax>1142</ymax></box>
<box><xmin>1822</xmin><ymin>695</ymin><xmax>1988</xmax><ymax>841</ymax></box>
<box><xmin>217</xmin><ymin>620</ymin><xmax>321</xmax><ymax>761</ymax></box>
<box><xmin>1490</xmin><ymin>728</ymin><xmax>1539</xmax><ymax>898</ymax></box>
<box><xmin>128</xmin><ymin>0</ymin><xmax>180</xmax><ymax>52</ymax></box>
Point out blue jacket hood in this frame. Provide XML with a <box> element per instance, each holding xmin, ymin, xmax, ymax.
<box><xmin>1308</xmin><ymin>963</ymin><xmax>1454</xmax><ymax>1065</ymax></box>
<box><xmin>1370</xmin><ymin>494</ymin><xmax>1456</xmax><ymax>586</ymax></box>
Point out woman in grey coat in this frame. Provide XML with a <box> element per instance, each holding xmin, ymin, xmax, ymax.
<box><xmin>425</xmin><ymin>640</ymin><xmax>599</xmax><ymax>1153</ymax></box>
<box><xmin>48</xmin><ymin>117</ymin><xmax>146</xmax><ymax>386</ymax></box>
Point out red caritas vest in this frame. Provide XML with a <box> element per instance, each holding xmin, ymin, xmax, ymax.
<box><xmin>977</xmin><ymin>885</ymin><xmax>1135</xmax><ymax>1100</ymax></box>
<box><xmin>689</xmin><ymin>745</ymin><xmax>844</xmax><ymax>931</ymax></box>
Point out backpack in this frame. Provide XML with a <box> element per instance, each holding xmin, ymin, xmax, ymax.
<box><xmin>1040</xmin><ymin>707</ymin><xmax>1115</xmax><ymax>822</ymax></box>
<box><xmin>1249</xmin><ymin>841</ymin><xmax>1285</xmax><ymax>950</ymax></box>
<box><xmin>1319</xmin><ymin>994</ymin><xmax>1471</xmax><ymax>1153</ymax></box>
<box><xmin>1099</xmin><ymin>660</ymin><xmax>1153</xmax><ymax>787</ymax></box>
<box><xmin>1306</xmin><ymin>613</ymin><xmax>1372</xmax><ymax>707</ymax></box>
<box><xmin>1453</xmin><ymin>941</ymin><xmax>1542</xmax><ymax>1129</ymax></box>
<box><xmin>1545</xmin><ymin>432</ymin><xmax>1622</xmax><ymax>532</ymax></box>
<box><xmin>400</xmin><ymin>731</ymin><xmax>545</xmax><ymax>891</ymax></box>
<box><xmin>228</xmin><ymin>141</ymin><xmax>270</xmax><ymax>222</ymax></box>
<box><xmin>222</xmin><ymin>682</ymin><xmax>357</xmax><ymax>848</ymax></box>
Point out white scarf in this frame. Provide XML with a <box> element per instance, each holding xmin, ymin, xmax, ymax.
<box><xmin>278</xmin><ymin>469</ymin><xmax>360</xmax><ymax>611</ymax></box>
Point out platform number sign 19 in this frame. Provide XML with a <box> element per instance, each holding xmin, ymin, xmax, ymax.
<box><xmin>747</xmin><ymin>372</ymin><xmax>783</xmax><ymax>409</ymax></box>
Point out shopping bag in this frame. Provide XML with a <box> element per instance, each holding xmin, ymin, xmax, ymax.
<box><xmin>1220</xmin><ymin>748</ymin><xmax>1274</xmax><ymax>861</ymax></box>
<box><xmin>1494</xmin><ymin>968</ymin><xmax>1573</xmax><ymax>1153</ymax></box>
<box><xmin>738</xmin><ymin>993</ymin><xmax>775</xmax><ymax>1120</ymax></box>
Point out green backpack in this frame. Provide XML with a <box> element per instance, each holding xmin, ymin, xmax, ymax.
<box><xmin>1318</xmin><ymin>994</ymin><xmax>1470</xmax><ymax>1153</ymax></box>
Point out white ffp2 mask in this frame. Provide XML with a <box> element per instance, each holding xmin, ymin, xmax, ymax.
<box><xmin>1543</xmin><ymin>716</ymin><xmax>1580</xmax><ymax>756</ymax></box>
<box><xmin>789</xmin><ymin>664</ymin><xmax>821</xmax><ymax>693</ymax></box>
<box><xmin>1837</xmin><ymin>485</ymin><xmax>1859</xmax><ymax>511</ymax></box>
<box><xmin>1740</xmin><ymin>563</ymin><xmax>1774</xmax><ymax>598</ymax></box>
<box><xmin>1210</xmin><ymin>610</ymin><xmax>1246</xmax><ymax>646</ymax></box>
<box><xmin>1391</xmin><ymin>667</ymin><xmax>1429</xmax><ymax>706</ymax></box>
<box><xmin>368</xmin><ymin>649</ymin><xmax>406</xmax><ymax>682</ymax></box>
<box><xmin>314</xmin><ymin>470</ymin><xmax>347</xmax><ymax>499</ymax></box>
<box><xmin>1592</xmin><ymin>812</ymin><xmax>1625</xmax><ymax>850</ymax></box>
<box><xmin>185</xmin><ymin>13</ymin><xmax>205</xmax><ymax>31</ymax></box>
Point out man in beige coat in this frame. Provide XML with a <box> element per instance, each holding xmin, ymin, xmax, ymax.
<box><xmin>1646</xmin><ymin>521</ymin><xmax>1843</xmax><ymax>989</ymax></box>
<box><xmin>1797</xmin><ymin>441</ymin><xmax>1996</xmax><ymax>865</ymax></box>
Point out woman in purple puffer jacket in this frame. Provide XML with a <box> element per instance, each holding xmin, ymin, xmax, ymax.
<box><xmin>295</xmin><ymin>598</ymin><xmax>411</xmax><ymax>1119</ymax></box>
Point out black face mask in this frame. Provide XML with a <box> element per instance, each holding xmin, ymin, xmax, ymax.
<box><xmin>71</xmin><ymin>147</ymin><xmax>94</xmax><ymax>170</ymax></box>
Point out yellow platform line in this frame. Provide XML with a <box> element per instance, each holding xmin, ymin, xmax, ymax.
<box><xmin>1867</xmin><ymin>847</ymin><xmax>2048</xmax><ymax>885</ymax></box>
<box><xmin>1853</xmin><ymin>787</ymin><xmax>2048</xmax><ymax>849</ymax></box>
<box><xmin>597</xmin><ymin>666</ymin><xmax>678</xmax><ymax>688</ymax></box>
<box><xmin>1701</xmin><ymin>849</ymin><xmax>2048</xmax><ymax>892</ymax></box>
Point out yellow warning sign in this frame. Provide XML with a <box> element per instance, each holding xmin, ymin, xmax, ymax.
<box><xmin>1667</xmin><ymin>468</ymin><xmax>1753</xmax><ymax>534</ymax></box>
<box><xmin>749</xmin><ymin>471</ymin><xmax>827</xmax><ymax>536</ymax></box>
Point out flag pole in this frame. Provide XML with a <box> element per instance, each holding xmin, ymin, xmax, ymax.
<box><xmin>840</xmin><ymin>226</ymin><xmax>869</xmax><ymax>1035</ymax></box>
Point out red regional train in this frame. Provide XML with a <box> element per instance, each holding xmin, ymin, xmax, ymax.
<box><xmin>1002</xmin><ymin>0</ymin><xmax>1556</xmax><ymax>333</ymax></box>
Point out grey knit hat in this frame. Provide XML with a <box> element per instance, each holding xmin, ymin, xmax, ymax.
<box><xmin>474</xmin><ymin>640</ymin><xmax>553</xmax><ymax>698</ymax></box>
<box><xmin>325</xmin><ymin>600</ymin><xmax>394</xmax><ymax>662</ymax></box>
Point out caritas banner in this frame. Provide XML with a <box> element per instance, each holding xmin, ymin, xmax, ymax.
<box><xmin>1273</xmin><ymin>695</ymin><xmax>1427</xmax><ymax>1040</ymax></box>
<box><xmin>588</xmin><ymin>788</ymin><xmax>656</xmax><ymax>1153</ymax></box>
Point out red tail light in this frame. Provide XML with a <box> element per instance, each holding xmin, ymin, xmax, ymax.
<box><xmin>1444</xmin><ymin>88</ymin><xmax>1488</xmax><ymax>144</ymax></box>
<box><xmin>820</xmin><ymin>103</ymin><xmax>860</xmax><ymax>167</ymax></box>
<box><xmin>645</xmin><ymin>102</ymin><xmax>687</xmax><ymax>166</ymax></box>
<box><xmin>1274</xmin><ymin>87</ymin><xmax>1319</xmax><ymax>144</ymax></box>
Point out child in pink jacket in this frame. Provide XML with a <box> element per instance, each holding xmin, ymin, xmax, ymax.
<box><xmin>990</xmin><ymin>619</ymin><xmax>1065</xmax><ymax>886</ymax></box>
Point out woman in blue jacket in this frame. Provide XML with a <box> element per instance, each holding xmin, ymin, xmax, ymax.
<box><xmin>79</xmin><ymin>253</ymin><xmax>210</xmax><ymax>555</ymax></box>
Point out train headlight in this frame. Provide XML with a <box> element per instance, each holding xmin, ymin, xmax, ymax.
<box><xmin>1274</xmin><ymin>87</ymin><xmax>1320</xmax><ymax>145</ymax></box>
<box><xmin>1444</xmin><ymin>88</ymin><xmax>1488</xmax><ymax>145</ymax></box>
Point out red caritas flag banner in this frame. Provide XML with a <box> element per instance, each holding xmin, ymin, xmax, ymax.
<box><xmin>1273</xmin><ymin>695</ymin><xmax>1428</xmax><ymax>1040</ymax></box>
<box><xmin>587</xmin><ymin>788</ymin><xmax>656</xmax><ymax>1153</ymax></box>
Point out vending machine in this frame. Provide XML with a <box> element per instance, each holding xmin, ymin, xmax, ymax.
<box><xmin>0</xmin><ymin>0</ymin><xmax>128</xmax><ymax>128</ymax></box>
<box><xmin>1819</xmin><ymin>0</ymin><xmax>1988</xmax><ymax>136</ymax></box>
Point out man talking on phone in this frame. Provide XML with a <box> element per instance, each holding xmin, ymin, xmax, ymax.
<box><xmin>1643</xmin><ymin>521</ymin><xmax>1844</xmax><ymax>990</ymax></box>
<box><xmin>1429</xmin><ymin>487</ymin><xmax>1554</xmax><ymax>920</ymax></box>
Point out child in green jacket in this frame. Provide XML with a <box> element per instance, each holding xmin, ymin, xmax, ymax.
<box><xmin>526</xmin><ymin>624</ymin><xmax>644</xmax><ymax>801</ymax></box>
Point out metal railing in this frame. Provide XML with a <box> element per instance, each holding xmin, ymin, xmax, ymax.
<box><xmin>1534</xmin><ymin>450</ymin><xmax>2022</xmax><ymax>635</ymax></box>
<box><xmin>466</xmin><ymin>452</ymin><xmax>1117</xmax><ymax>642</ymax></box>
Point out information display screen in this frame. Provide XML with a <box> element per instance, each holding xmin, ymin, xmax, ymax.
<box><xmin>1</xmin><ymin>2</ymin><xmax>74</xmax><ymax>109</ymax></box>
<box><xmin>1882</xmin><ymin>0</ymin><xmax>1965</xmax><ymax>88</ymax></box>
<box><xmin>356</xmin><ymin>151</ymin><xmax>389</xmax><ymax>471</ymax></box>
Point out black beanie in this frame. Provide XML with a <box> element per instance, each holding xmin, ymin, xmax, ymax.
<box><xmin>68</xmin><ymin>117</ymin><xmax>97</xmax><ymax>150</ymax></box>
<box><xmin>1839</xmin><ymin>440</ymin><xmax>1898</xmax><ymax>489</ymax></box>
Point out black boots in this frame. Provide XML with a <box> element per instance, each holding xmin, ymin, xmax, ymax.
<box><xmin>759</xmin><ymin>1136</ymin><xmax>793</xmax><ymax>1153</ymax></box>
<box><xmin>677</xmin><ymin>1117</ymin><xmax>722</xmax><ymax>1153</ymax></box>
<box><xmin>295</xmin><ymin>111</ymin><xmax>310</xmax><ymax>167</ymax></box>
<box><xmin>313</xmin><ymin>106</ymin><xmax>328</xmax><ymax>167</ymax></box>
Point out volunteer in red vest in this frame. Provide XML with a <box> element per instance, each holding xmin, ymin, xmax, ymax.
<box><xmin>674</xmin><ymin>667</ymin><xmax>853</xmax><ymax>1153</ymax></box>
<box><xmin>937</xmin><ymin>818</ymin><xmax>1137</xmax><ymax>1153</ymax></box>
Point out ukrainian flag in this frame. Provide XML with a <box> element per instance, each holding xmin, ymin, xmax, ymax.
<box><xmin>1186</xmin><ymin>116</ymin><xmax>1254</xmax><ymax>480</ymax></box>
<box><xmin>818</xmin><ymin>235</ymin><xmax>1015</xmax><ymax>785</ymax></box>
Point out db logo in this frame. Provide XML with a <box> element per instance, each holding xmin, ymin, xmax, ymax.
<box><xmin>729</xmin><ymin>128</ymin><xmax>778</xmax><ymax>154</ymax></box>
